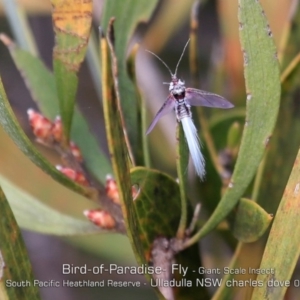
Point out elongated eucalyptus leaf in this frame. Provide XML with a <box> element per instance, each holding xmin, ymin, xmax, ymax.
<box><xmin>2</xmin><ymin>38</ymin><xmax>112</xmax><ymax>184</ymax></box>
<box><xmin>188</xmin><ymin>0</ymin><xmax>281</xmax><ymax>242</ymax></box>
<box><xmin>214</xmin><ymin>5</ymin><xmax>300</xmax><ymax>300</ymax></box>
<box><xmin>51</xmin><ymin>0</ymin><xmax>93</xmax><ymax>141</ymax></box>
<box><xmin>209</xmin><ymin>4</ymin><xmax>300</xmax><ymax>300</ymax></box>
<box><xmin>126</xmin><ymin>44</ymin><xmax>150</xmax><ymax>167</ymax></box>
<box><xmin>1</xmin><ymin>0</ymin><xmax>37</xmax><ymax>55</ymax></box>
<box><xmin>3</xmin><ymin>39</ymin><xmax>59</xmax><ymax>117</ymax></box>
<box><xmin>251</xmin><ymin>148</ymin><xmax>300</xmax><ymax>300</ymax></box>
<box><xmin>248</xmin><ymin>6</ymin><xmax>300</xmax><ymax>298</ymax></box>
<box><xmin>101</xmin><ymin>31</ymin><xmax>145</xmax><ymax>263</ymax></box>
<box><xmin>0</xmin><ymin>78</ymin><xmax>94</xmax><ymax>199</ymax></box>
<box><xmin>0</xmin><ymin>185</ymin><xmax>40</xmax><ymax>300</ymax></box>
<box><xmin>86</xmin><ymin>29</ymin><xmax>102</xmax><ymax>101</ymax></box>
<box><xmin>256</xmin><ymin>2</ymin><xmax>300</xmax><ymax>213</ymax></box>
<box><xmin>0</xmin><ymin>175</ymin><xmax>101</xmax><ymax>235</ymax></box>
<box><xmin>101</xmin><ymin>0</ymin><xmax>159</xmax><ymax>163</ymax></box>
<box><xmin>131</xmin><ymin>167</ymin><xmax>209</xmax><ymax>300</ymax></box>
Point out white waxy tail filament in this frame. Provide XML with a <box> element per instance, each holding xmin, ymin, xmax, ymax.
<box><xmin>181</xmin><ymin>117</ymin><xmax>205</xmax><ymax>180</ymax></box>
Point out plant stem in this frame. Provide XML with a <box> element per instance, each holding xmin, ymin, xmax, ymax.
<box><xmin>141</xmin><ymin>96</ymin><xmax>151</xmax><ymax>168</ymax></box>
<box><xmin>277</xmin><ymin>0</ymin><xmax>298</xmax><ymax>63</ymax></box>
<box><xmin>251</xmin><ymin>154</ymin><xmax>267</xmax><ymax>202</ymax></box>
<box><xmin>189</xmin><ymin>0</ymin><xmax>227</xmax><ymax>179</ymax></box>
<box><xmin>280</xmin><ymin>52</ymin><xmax>300</xmax><ymax>83</ymax></box>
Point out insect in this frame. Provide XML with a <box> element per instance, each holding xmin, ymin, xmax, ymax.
<box><xmin>146</xmin><ymin>40</ymin><xmax>234</xmax><ymax>180</ymax></box>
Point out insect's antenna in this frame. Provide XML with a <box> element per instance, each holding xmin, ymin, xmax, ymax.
<box><xmin>174</xmin><ymin>39</ymin><xmax>190</xmax><ymax>76</ymax></box>
<box><xmin>145</xmin><ymin>49</ymin><xmax>174</xmax><ymax>77</ymax></box>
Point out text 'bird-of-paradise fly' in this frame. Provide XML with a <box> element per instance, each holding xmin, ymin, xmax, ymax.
<box><xmin>146</xmin><ymin>40</ymin><xmax>234</xmax><ymax>180</ymax></box>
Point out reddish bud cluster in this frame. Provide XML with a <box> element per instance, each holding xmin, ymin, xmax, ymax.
<box><xmin>56</xmin><ymin>165</ymin><xmax>89</xmax><ymax>186</ymax></box>
<box><xmin>105</xmin><ymin>175</ymin><xmax>139</xmax><ymax>204</ymax></box>
<box><xmin>27</xmin><ymin>109</ymin><xmax>53</xmax><ymax>142</ymax></box>
<box><xmin>83</xmin><ymin>209</ymin><xmax>116</xmax><ymax>229</ymax></box>
<box><xmin>69</xmin><ymin>141</ymin><xmax>83</xmax><ymax>162</ymax></box>
<box><xmin>105</xmin><ymin>175</ymin><xmax>120</xmax><ymax>204</ymax></box>
<box><xmin>27</xmin><ymin>109</ymin><xmax>83</xmax><ymax>161</ymax></box>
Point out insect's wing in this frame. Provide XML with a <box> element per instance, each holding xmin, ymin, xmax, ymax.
<box><xmin>185</xmin><ymin>88</ymin><xmax>234</xmax><ymax>109</ymax></box>
<box><xmin>146</xmin><ymin>95</ymin><xmax>175</xmax><ymax>135</ymax></box>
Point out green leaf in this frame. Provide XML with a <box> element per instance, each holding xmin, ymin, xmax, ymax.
<box><xmin>0</xmin><ymin>175</ymin><xmax>101</xmax><ymax>235</ymax></box>
<box><xmin>101</xmin><ymin>0</ymin><xmax>159</xmax><ymax>163</ymax></box>
<box><xmin>126</xmin><ymin>44</ymin><xmax>150</xmax><ymax>167</ymax></box>
<box><xmin>213</xmin><ymin>7</ymin><xmax>300</xmax><ymax>300</ymax></box>
<box><xmin>1</xmin><ymin>0</ymin><xmax>37</xmax><ymax>55</ymax></box>
<box><xmin>0</xmin><ymin>184</ymin><xmax>40</xmax><ymax>300</ymax></box>
<box><xmin>131</xmin><ymin>167</ymin><xmax>181</xmax><ymax>251</ymax></box>
<box><xmin>101</xmin><ymin>32</ymin><xmax>144</xmax><ymax>262</ymax></box>
<box><xmin>0</xmin><ymin>78</ymin><xmax>94</xmax><ymax>199</ymax></box>
<box><xmin>86</xmin><ymin>29</ymin><xmax>102</xmax><ymax>101</ymax></box>
<box><xmin>226</xmin><ymin>122</ymin><xmax>243</xmax><ymax>150</ymax></box>
<box><xmin>251</xmin><ymin>148</ymin><xmax>300</xmax><ymax>300</ymax></box>
<box><xmin>190</xmin><ymin>0</ymin><xmax>281</xmax><ymax>241</ymax></box>
<box><xmin>248</xmin><ymin>7</ymin><xmax>300</xmax><ymax>298</ymax></box>
<box><xmin>6</xmin><ymin>42</ymin><xmax>59</xmax><ymax>118</ymax></box>
<box><xmin>228</xmin><ymin>198</ymin><xmax>272</xmax><ymax>243</ymax></box>
<box><xmin>51</xmin><ymin>0</ymin><xmax>93</xmax><ymax>140</ymax></box>
<box><xmin>53</xmin><ymin>60</ymin><xmax>78</xmax><ymax>141</ymax></box>
<box><xmin>131</xmin><ymin>167</ymin><xmax>209</xmax><ymax>300</ymax></box>
<box><xmin>3</xmin><ymin>40</ymin><xmax>112</xmax><ymax>184</ymax></box>
<box><xmin>256</xmin><ymin>1</ymin><xmax>300</xmax><ymax>213</ymax></box>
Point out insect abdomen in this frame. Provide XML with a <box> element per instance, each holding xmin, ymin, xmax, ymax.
<box><xmin>176</xmin><ymin>101</ymin><xmax>191</xmax><ymax>121</ymax></box>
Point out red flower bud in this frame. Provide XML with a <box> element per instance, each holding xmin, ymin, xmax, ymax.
<box><xmin>83</xmin><ymin>209</ymin><xmax>115</xmax><ymax>229</ymax></box>
<box><xmin>56</xmin><ymin>165</ymin><xmax>89</xmax><ymax>186</ymax></box>
<box><xmin>105</xmin><ymin>175</ymin><xmax>139</xmax><ymax>203</ymax></box>
<box><xmin>69</xmin><ymin>141</ymin><xmax>83</xmax><ymax>162</ymax></box>
<box><xmin>105</xmin><ymin>175</ymin><xmax>120</xmax><ymax>204</ymax></box>
<box><xmin>27</xmin><ymin>109</ymin><xmax>53</xmax><ymax>141</ymax></box>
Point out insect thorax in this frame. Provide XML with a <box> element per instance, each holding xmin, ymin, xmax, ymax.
<box><xmin>169</xmin><ymin>78</ymin><xmax>190</xmax><ymax>121</ymax></box>
<box><xmin>169</xmin><ymin>78</ymin><xmax>185</xmax><ymax>96</ymax></box>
